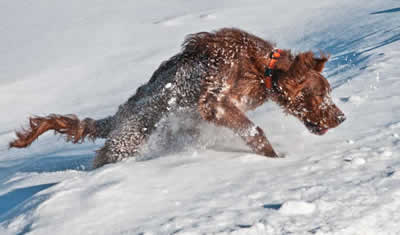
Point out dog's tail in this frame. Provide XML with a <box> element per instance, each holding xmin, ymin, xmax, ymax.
<box><xmin>9</xmin><ymin>114</ymin><xmax>114</xmax><ymax>149</ymax></box>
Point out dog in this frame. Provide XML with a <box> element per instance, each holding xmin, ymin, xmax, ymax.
<box><xmin>9</xmin><ymin>28</ymin><xmax>346</xmax><ymax>168</ymax></box>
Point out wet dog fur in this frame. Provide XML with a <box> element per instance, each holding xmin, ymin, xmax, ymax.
<box><xmin>9</xmin><ymin>28</ymin><xmax>346</xmax><ymax>168</ymax></box>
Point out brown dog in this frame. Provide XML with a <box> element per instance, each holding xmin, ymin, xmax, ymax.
<box><xmin>9</xmin><ymin>28</ymin><xmax>345</xmax><ymax>167</ymax></box>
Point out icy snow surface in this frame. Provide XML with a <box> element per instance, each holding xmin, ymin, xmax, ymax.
<box><xmin>1</xmin><ymin>0</ymin><xmax>400</xmax><ymax>234</ymax></box>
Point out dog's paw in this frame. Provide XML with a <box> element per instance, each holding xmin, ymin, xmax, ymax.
<box><xmin>258</xmin><ymin>147</ymin><xmax>279</xmax><ymax>158</ymax></box>
<box><xmin>261</xmin><ymin>148</ymin><xmax>287</xmax><ymax>159</ymax></box>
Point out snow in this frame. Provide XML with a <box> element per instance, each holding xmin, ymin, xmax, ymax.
<box><xmin>1</xmin><ymin>0</ymin><xmax>400</xmax><ymax>234</ymax></box>
<box><xmin>165</xmin><ymin>83</ymin><xmax>173</xmax><ymax>89</ymax></box>
<box><xmin>279</xmin><ymin>201</ymin><xmax>316</xmax><ymax>216</ymax></box>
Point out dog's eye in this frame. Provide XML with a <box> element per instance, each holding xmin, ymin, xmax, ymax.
<box><xmin>310</xmin><ymin>88</ymin><xmax>326</xmax><ymax>97</ymax></box>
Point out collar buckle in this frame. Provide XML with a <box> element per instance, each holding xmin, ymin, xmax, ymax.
<box><xmin>264</xmin><ymin>49</ymin><xmax>283</xmax><ymax>89</ymax></box>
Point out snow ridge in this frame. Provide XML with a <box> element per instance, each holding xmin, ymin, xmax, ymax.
<box><xmin>1</xmin><ymin>0</ymin><xmax>400</xmax><ymax>234</ymax></box>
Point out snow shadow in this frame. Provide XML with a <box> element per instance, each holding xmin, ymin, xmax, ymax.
<box><xmin>0</xmin><ymin>153</ymin><xmax>92</xmax><ymax>229</ymax></box>
<box><xmin>17</xmin><ymin>154</ymin><xmax>93</xmax><ymax>173</ymax></box>
<box><xmin>0</xmin><ymin>183</ymin><xmax>56</xmax><ymax>222</ymax></box>
<box><xmin>308</xmin><ymin>25</ymin><xmax>400</xmax><ymax>89</ymax></box>
<box><xmin>1</xmin><ymin>154</ymin><xmax>94</xmax><ymax>177</ymax></box>
<box><xmin>370</xmin><ymin>7</ymin><xmax>400</xmax><ymax>15</ymax></box>
<box><xmin>262</xmin><ymin>203</ymin><xmax>282</xmax><ymax>210</ymax></box>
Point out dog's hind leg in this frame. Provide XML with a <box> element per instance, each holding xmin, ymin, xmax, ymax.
<box><xmin>92</xmin><ymin>110</ymin><xmax>202</xmax><ymax>168</ymax></box>
<box><xmin>92</xmin><ymin>113</ymin><xmax>160</xmax><ymax>168</ymax></box>
<box><xmin>92</xmin><ymin>124</ymin><xmax>147</xmax><ymax>168</ymax></box>
<box><xmin>199</xmin><ymin>101</ymin><xmax>278</xmax><ymax>158</ymax></box>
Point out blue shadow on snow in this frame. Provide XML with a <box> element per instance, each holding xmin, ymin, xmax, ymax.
<box><xmin>262</xmin><ymin>203</ymin><xmax>282</xmax><ymax>210</ymax></box>
<box><xmin>0</xmin><ymin>183</ymin><xmax>56</xmax><ymax>221</ymax></box>
<box><xmin>371</xmin><ymin>8</ymin><xmax>400</xmax><ymax>15</ymax></box>
<box><xmin>307</xmin><ymin>24</ymin><xmax>400</xmax><ymax>89</ymax></box>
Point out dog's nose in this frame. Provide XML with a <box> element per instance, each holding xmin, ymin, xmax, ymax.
<box><xmin>337</xmin><ymin>113</ymin><xmax>346</xmax><ymax>124</ymax></box>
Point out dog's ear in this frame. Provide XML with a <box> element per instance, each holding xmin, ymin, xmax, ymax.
<box><xmin>288</xmin><ymin>51</ymin><xmax>329</xmax><ymax>81</ymax></box>
<box><xmin>313</xmin><ymin>53</ymin><xmax>329</xmax><ymax>72</ymax></box>
<box><xmin>287</xmin><ymin>51</ymin><xmax>315</xmax><ymax>83</ymax></box>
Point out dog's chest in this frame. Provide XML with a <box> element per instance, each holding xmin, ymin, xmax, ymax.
<box><xmin>222</xmin><ymin>80</ymin><xmax>267</xmax><ymax>112</ymax></box>
<box><xmin>230</xmin><ymin>96</ymin><xmax>253</xmax><ymax>112</ymax></box>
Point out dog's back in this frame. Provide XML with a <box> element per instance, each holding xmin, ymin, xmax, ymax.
<box><xmin>114</xmin><ymin>53</ymin><xmax>206</xmax><ymax>124</ymax></box>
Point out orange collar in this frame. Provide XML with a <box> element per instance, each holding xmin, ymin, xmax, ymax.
<box><xmin>264</xmin><ymin>49</ymin><xmax>283</xmax><ymax>89</ymax></box>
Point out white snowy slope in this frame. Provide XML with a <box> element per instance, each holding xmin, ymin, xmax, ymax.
<box><xmin>0</xmin><ymin>0</ymin><xmax>399</xmax><ymax>234</ymax></box>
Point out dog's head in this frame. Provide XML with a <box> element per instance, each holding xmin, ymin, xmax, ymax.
<box><xmin>274</xmin><ymin>51</ymin><xmax>346</xmax><ymax>135</ymax></box>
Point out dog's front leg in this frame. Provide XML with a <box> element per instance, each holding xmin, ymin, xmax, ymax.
<box><xmin>199</xmin><ymin>102</ymin><xmax>278</xmax><ymax>157</ymax></box>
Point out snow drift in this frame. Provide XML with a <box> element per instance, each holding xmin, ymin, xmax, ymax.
<box><xmin>1</xmin><ymin>0</ymin><xmax>400</xmax><ymax>234</ymax></box>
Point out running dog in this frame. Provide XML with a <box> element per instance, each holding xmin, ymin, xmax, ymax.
<box><xmin>9</xmin><ymin>28</ymin><xmax>346</xmax><ymax>168</ymax></box>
